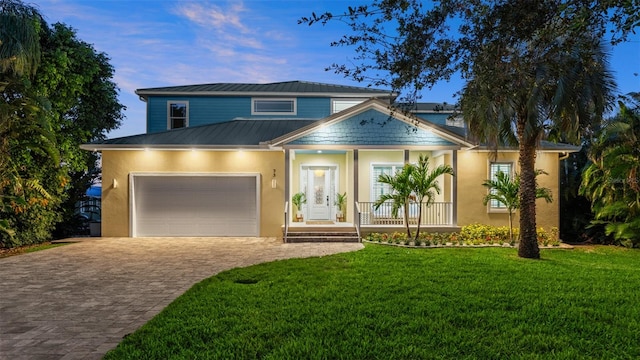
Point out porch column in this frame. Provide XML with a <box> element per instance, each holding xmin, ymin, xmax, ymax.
<box><xmin>452</xmin><ymin>150</ymin><xmax>458</xmax><ymax>226</ymax></box>
<box><xmin>285</xmin><ymin>149</ymin><xmax>290</xmax><ymax>215</ymax></box>
<box><xmin>353</xmin><ymin>149</ymin><xmax>359</xmax><ymax>223</ymax></box>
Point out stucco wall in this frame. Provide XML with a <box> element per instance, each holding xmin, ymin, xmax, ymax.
<box><xmin>456</xmin><ymin>151</ymin><xmax>560</xmax><ymax>230</ymax></box>
<box><xmin>101</xmin><ymin>150</ymin><xmax>285</xmax><ymax>237</ymax></box>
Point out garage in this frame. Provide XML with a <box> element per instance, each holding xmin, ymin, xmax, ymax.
<box><xmin>131</xmin><ymin>174</ymin><xmax>260</xmax><ymax>237</ymax></box>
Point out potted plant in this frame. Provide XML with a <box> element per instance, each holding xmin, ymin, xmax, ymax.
<box><xmin>292</xmin><ymin>192</ymin><xmax>306</xmax><ymax>222</ymax></box>
<box><xmin>335</xmin><ymin>192</ymin><xmax>347</xmax><ymax>221</ymax></box>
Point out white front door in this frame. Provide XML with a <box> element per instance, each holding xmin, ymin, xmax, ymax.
<box><xmin>308</xmin><ymin>167</ymin><xmax>332</xmax><ymax>220</ymax></box>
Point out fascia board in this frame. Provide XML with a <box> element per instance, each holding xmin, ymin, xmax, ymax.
<box><xmin>80</xmin><ymin>144</ymin><xmax>272</xmax><ymax>151</ymax></box>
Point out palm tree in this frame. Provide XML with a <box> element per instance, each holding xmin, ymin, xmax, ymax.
<box><xmin>580</xmin><ymin>96</ymin><xmax>640</xmax><ymax>246</ymax></box>
<box><xmin>482</xmin><ymin>170</ymin><xmax>553</xmax><ymax>243</ymax></box>
<box><xmin>0</xmin><ymin>0</ymin><xmax>43</xmax><ymax>79</ymax></box>
<box><xmin>374</xmin><ymin>164</ymin><xmax>414</xmax><ymax>238</ymax></box>
<box><xmin>462</xmin><ymin>31</ymin><xmax>615</xmax><ymax>259</ymax></box>
<box><xmin>410</xmin><ymin>154</ymin><xmax>454</xmax><ymax>240</ymax></box>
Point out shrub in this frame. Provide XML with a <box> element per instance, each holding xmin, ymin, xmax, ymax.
<box><xmin>366</xmin><ymin>224</ymin><xmax>560</xmax><ymax>247</ymax></box>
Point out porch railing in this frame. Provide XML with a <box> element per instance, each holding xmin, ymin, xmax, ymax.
<box><xmin>355</xmin><ymin>201</ymin><xmax>362</xmax><ymax>241</ymax></box>
<box><xmin>357</xmin><ymin>201</ymin><xmax>453</xmax><ymax>226</ymax></box>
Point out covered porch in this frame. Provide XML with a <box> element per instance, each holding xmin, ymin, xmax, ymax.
<box><xmin>283</xmin><ymin>148</ymin><xmax>459</xmax><ymax>240</ymax></box>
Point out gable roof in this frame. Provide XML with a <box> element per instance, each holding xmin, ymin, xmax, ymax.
<box><xmin>136</xmin><ymin>80</ymin><xmax>394</xmax><ymax>99</ymax></box>
<box><xmin>267</xmin><ymin>99</ymin><xmax>474</xmax><ymax>149</ymax></box>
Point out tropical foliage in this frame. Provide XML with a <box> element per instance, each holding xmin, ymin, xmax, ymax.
<box><xmin>335</xmin><ymin>192</ymin><xmax>347</xmax><ymax>215</ymax></box>
<box><xmin>374</xmin><ymin>163</ymin><xmax>414</xmax><ymax>238</ymax></box>
<box><xmin>291</xmin><ymin>192</ymin><xmax>306</xmax><ymax>213</ymax></box>
<box><xmin>482</xmin><ymin>170</ymin><xmax>553</xmax><ymax>242</ymax></box>
<box><xmin>365</xmin><ymin>224</ymin><xmax>561</xmax><ymax>247</ymax></box>
<box><xmin>0</xmin><ymin>0</ymin><xmax>123</xmax><ymax>247</ymax></box>
<box><xmin>374</xmin><ymin>155</ymin><xmax>454</xmax><ymax>240</ymax></box>
<box><xmin>580</xmin><ymin>95</ymin><xmax>640</xmax><ymax>247</ymax></box>
<box><xmin>300</xmin><ymin>0</ymin><xmax>627</xmax><ymax>258</ymax></box>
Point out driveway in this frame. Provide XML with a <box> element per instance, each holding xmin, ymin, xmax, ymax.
<box><xmin>0</xmin><ymin>237</ymin><xmax>363</xmax><ymax>360</ymax></box>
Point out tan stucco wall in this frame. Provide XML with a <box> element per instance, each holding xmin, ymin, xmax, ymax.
<box><xmin>456</xmin><ymin>151</ymin><xmax>560</xmax><ymax>230</ymax></box>
<box><xmin>101</xmin><ymin>150</ymin><xmax>285</xmax><ymax>237</ymax></box>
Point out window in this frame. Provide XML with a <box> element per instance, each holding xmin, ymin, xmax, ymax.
<box><xmin>168</xmin><ymin>101</ymin><xmax>188</xmax><ymax>129</ymax></box>
<box><xmin>332</xmin><ymin>99</ymin><xmax>365</xmax><ymax>114</ymax></box>
<box><xmin>488</xmin><ymin>162</ymin><xmax>513</xmax><ymax>209</ymax></box>
<box><xmin>252</xmin><ymin>98</ymin><xmax>296</xmax><ymax>115</ymax></box>
<box><xmin>371</xmin><ymin>164</ymin><xmax>403</xmax><ymax>201</ymax></box>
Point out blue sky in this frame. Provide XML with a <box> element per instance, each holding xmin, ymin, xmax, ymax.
<box><xmin>37</xmin><ymin>0</ymin><xmax>639</xmax><ymax>139</ymax></box>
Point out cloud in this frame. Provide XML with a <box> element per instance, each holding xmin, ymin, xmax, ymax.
<box><xmin>174</xmin><ymin>1</ymin><xmax>249</xmax><ymax>33</ymax></box>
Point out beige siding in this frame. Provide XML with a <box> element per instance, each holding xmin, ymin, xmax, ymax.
<box><xmin>456</xmin><ymin>151</ymin><xmax>559</xmax><ymax>230</ymax></box>
<box><xmin>101</xmin><ymin>150</ymin><xmax>285</xmax><ymax>237</ymax></box>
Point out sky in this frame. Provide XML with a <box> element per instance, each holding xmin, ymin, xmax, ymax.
<box><xmin>36</xmin><ymin>0</ymin><xmax>640</xmax><ymax>139</ymax></box>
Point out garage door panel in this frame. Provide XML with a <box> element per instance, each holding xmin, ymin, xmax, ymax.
<box><xmin>133</xmin><ymin>175</ymin><xmax>259</xmax><ymax>237</ymax></box>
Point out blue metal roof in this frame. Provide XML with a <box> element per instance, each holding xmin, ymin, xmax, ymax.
<box><xmin>136</xmin><ymin>80</ymin><xmax>392</xmax><ymax>97</ymax></box>
<box><xmin>89</xmin><ymin>120</ymin><xmax>317</xmax><ymax>147</ymax></box>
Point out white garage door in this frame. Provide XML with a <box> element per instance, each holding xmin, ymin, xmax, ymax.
<box><xmin>132</xmin><ymin>174</ymin><xmax>259</xmax><ymax>237</ymax></box>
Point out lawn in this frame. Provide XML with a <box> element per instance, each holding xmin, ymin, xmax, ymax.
<box><xmin>105</xmin><ymin>245</ymin><xmax>640</xmax><ymax>359</ymax></box>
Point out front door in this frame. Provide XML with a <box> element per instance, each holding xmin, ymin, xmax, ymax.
<box><xmin>308</xmin><ymin>167</ymin><xmax>331</xmax><ymax>220</ymax></box>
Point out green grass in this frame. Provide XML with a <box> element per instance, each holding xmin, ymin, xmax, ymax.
<box><xmin>105</xmin><ymin>245</ymin><xmax>640</xmax><ymax>359</ymax></box>
<box><xmin>0</xmin><ymin>242</ymin><xmax>67</xmax><ymax>258</ymax></box>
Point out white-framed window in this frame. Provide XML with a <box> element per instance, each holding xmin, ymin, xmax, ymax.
<box><xmin>251</xmin><ymin>98</ymin><xmax>296</xmax><ymax>115</ymax></box>
<box><xmin>331</xmin><ymin>99</ymin><xmax>365</xmax><ymax>114</ymax></box>
<box><xmin>488</xmin><ymin>162</ymin><xmax>513</xmax><ymax>209</ymax></box>
<box><xmin>167</xmin><ymin>101</ymin><xmax>188</xmax><ymax>129</ymax></box>
<box><xmin>371</xmin><ymin>164</ymin><xmax>403</xmax><ymax>201</ymax></box>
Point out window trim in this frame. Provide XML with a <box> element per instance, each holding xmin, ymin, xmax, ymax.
<box><xmin>331</xmin><ymin>98</ymin><xmax>366</xmax><ymax>114</ymax></box>
<box><xmin>251</xmin><ymin>98</ymin><xmax>297</xmax><ymax>115</ymax></box>
<box><xmin>167</xmin><ymin>101</ymin><xmax>189</xmax><ymax>130</ymax></box>
<box><xmin>370</xmin><ymin>163</ymin><xmax>404</xmax><ymax>202</ymax></box>
<box><xmin>487</xmin><ymin>162</ymin><xmax>513</xmax><ymax>213</ymax></box>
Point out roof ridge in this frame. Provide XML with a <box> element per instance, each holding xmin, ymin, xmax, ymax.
<box><xmin>136</xmin><ymin>80</ymin><xmax>392</xmax><ymax>94</ymax></box>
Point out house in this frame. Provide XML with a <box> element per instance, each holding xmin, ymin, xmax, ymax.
<box><xmin>81</xmin><ymin>81</ymin><xmax>578</xmax><ymax>239</ymax></box>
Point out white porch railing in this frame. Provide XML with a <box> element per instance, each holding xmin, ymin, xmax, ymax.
<box><xmin>358</xmin><ymin>201</ymin><xmax>453</xmax><ymax>226</ymax></box>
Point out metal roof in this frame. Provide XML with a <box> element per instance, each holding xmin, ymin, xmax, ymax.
<box><xmin>405</xmin><ymin>102</ymin><xmax>459</xmax><ymax>112</ymax></box>
<box><xmin>136</xmin><ymin>80</ymin><xmax>393</xmax><ymax>98</ymax></box>
<box><xmin>86</xmin><ymin>120</ymin><xmax>317</xmax><ymax>148</ymax></box>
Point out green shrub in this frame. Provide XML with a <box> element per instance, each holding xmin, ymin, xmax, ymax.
<box><xmin>366</xmin><ymin>224</ymin><xmax>560</xmax><ymax>247</ymax></box>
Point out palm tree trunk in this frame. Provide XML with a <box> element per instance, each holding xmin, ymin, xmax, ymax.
<box><xmin>517</xmin><ymin>120</ymin><xmax>540</xmax><ymax>259</ymax></box>
<box><xmin>404</xmin><ymin>200</ymin><xmax>412</xmax><ymax>238</ymax></box>
<box><xmin>508</xmin><ymin>210</ymin><xmax>514</xmax><ymax>243</ymax></box>
<box><xmin>415</xmin><ymin>201</ymin><xmax>423</xmax><ymax>241</ymax></box>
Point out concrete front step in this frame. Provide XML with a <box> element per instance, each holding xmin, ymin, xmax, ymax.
<box><xmin>285</xmin><ymin>236</ymin><xmax>360</xmax><ymax>243</ymax></box>
<box><xmin>284</xmin><ymin>230</ymin><xmax>360</xmax><ymax>243</ymax></box>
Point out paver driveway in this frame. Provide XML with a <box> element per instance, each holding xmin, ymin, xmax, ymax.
<box><xmin>0</xmin><ymin>237</ymin><xmax>363</xmax><ymax>360</ymax></box>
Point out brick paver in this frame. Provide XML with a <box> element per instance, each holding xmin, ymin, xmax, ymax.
<box><xmin>0</xmin><ymin>237</ymin><xmax>363</xmax><ymax>359</ymax></box>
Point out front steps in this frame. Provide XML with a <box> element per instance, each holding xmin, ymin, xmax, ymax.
<box><xmin>284</xmin><ymin>226</ymin><xmax>360</xmax><ymax>243</ymax></box>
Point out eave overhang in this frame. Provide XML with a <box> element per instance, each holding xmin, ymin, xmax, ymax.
<box><xmin>79</xmin><ymin>144</ymin><xmax>277</xmax><ymax>151</ymax></box>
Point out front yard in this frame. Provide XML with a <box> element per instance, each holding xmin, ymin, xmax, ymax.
<box><xmin>105</xmin><ymin>245</ymin><xmax>639</xmax><ymax>359</ymax></box>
